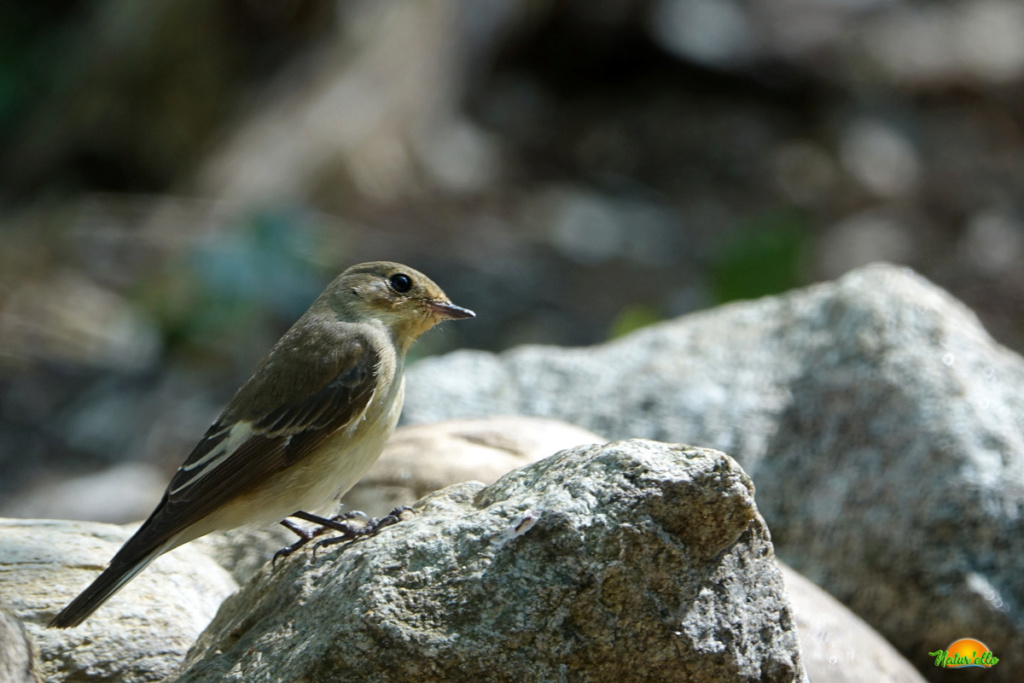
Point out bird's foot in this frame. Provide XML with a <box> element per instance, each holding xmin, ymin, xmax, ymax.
<box><xmin>273</xmin><ymin>510</ymin><xmax>370</xmax><ymax>565</ymax></box>
<box><xmin>312</xmin><ymin>506</ymin><xmax>414</xmax><ymax>556</ymax></box>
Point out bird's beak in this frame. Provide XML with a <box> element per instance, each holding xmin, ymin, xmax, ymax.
<box><xmin>428</xmin><ymin>300</ymin><xmax>476</xmax><ymax>320</ymax></box>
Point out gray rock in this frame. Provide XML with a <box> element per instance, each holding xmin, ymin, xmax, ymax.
<box><xmin>174</xmin><ymin>440</ymin><xmax>806</xmax><ymax>682</ymax></box>
<box><xmin>0</xmin><ymin>518</ymin><xmax>237</xmax><ymax>683</ymax></box>
<box><xmin>0</xmin><ymin>610</ymin><xmax>41</xmax><ymax>683</ymax></box>
<box><xmin>402</xmin><ymin>263</ymin><xmax>1024</xmax><ymax>680</ymax></box>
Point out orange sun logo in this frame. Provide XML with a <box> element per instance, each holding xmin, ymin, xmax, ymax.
<box><xmin>930</xmin><ymin>638</ymin><xmax>999</xmax><ymax>669</ymax></box>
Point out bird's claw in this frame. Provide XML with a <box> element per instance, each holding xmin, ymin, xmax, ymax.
<box><xmin>312</xmin><ymin>506</ymin><xmax>414</xmax><ymax>557</ymax></box>
<box><xmin>274</xmin><ymin>507</ymin><xmax>412</xmax><ymax>564</ymax></box>
<box><xmin>274</xmin><ymin>510</ymin><xmax>369</xmax><ymax>565</ymax></box>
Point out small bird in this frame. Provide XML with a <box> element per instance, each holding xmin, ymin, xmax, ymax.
<box><xmin>48</xmin><ymin>261</ymin><xmax>474</xmax><ymax>628</ymax></box>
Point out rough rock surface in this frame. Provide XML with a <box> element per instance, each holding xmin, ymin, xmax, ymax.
<box><xmin>341</xmin><ymin>415</ymin><xmax>604</xmax><ymax>516</ymax></box>
<box><xmin>402</xmin><ymin>264</ymin><xmax>1024</xmax><ymax>680</ymax></box>
<box><xmin>0</xmin><ymin>519</ymin><xmax>237</xmax><ymax>683</ymax></box>
<box><xmin>173</xmin><ymin>440</ymin><xmax>806</xmax><ymax>683</ymax></box>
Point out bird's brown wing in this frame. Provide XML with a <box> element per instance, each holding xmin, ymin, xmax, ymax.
<box><xmin>137</xmin><ymin>330</ymin><xmax>380</xmax><ymax>554</ymax></box>
<box><xmin>49</xmin><ymin>328</ymin><xmax>381</xmax><ymax>628</ymax></box>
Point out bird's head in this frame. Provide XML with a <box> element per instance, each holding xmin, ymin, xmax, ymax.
<box><xmin>322</xmin><ymin>261</ymin><xmax>474</xmax><ymax>351</ymax></box>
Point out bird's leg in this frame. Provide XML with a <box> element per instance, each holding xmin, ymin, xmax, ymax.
<box><xmin>293</xmin><ymin>509</ymin><xmax>369</xmax><ymax>531</ymax></box>
<box><xmin>312</xmin><ymin>506</ymin><xmax>414</xmax><ymax>554</ymax></box>
<box><xmin>274</xmin><ymin>520</ymin><xmax>318</xmax><ymax>564</ymax></box>
<box><xmin>273</xmin><ymin>510</ymin><xmax>369</xmax><ymax>564</ymax></box>
<box><xmin>281</xmin><ymin>518</ymin><xmax>313</xmax><ymax>540</ymax></box>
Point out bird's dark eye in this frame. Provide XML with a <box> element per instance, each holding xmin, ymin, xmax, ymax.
<box><xmin>389</xmin><ymin>273</ymin><xmax>412</xmax><ymax>293</ymax></box>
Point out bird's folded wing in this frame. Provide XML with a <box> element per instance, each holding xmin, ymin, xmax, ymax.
<box><xmin>127</xmin><ymin>331</ymin><xmax>381</xmax><ymax>554</ymax></box>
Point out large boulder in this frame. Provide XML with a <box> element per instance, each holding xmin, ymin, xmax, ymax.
<box><xmin>174</xmin><ymin>440</ymin><xmax>806</xmax><ymax>682</ymax></box>
<box><xmin>402</xmin><ymin>264</ymin><xmax>1024</xmax><ymax>680</ymax></box>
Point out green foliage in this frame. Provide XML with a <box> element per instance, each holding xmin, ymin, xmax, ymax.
<box><xmin>709</xmin><ymin>208</ymin><xmax>808</xmax><ymax>304</ymax></box>
<box><xmin>609</xmin><ymin>304</ymin><xmax>662</xmax><ymax>339</ymax></box>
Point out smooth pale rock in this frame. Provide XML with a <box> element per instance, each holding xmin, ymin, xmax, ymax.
<box><xmin>0</xmin><ymin>610</ymin><xmax>41</xmax><ymax>683</ymax></box>
<box><xmin>401</xmin><ymin>264</ymin><xmax>1024</xmax><ymax>680</ymax></box>
<box><xmin>782</xmin><ymin>564</ymin><xmax>926</xmax><ymax>683</ymax></box>
<box><xmin>0</xmin><ymin>519</ymin><xmax>237</xmax><ymax>683</ymax></box>
<box><xmin>341</xmin><ymin>416</ymin><xmax>604</xmax><ymax>516</ymax></box>
<box><xmin>173</xmin><ymin>440</ymin><xmax>807</xmax><ymax>682</ymax></box>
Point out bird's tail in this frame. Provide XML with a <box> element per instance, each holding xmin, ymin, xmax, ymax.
<box><xmin>48</xmin><ymin>544</ymin><xmax>164</xmax><ymax>629</ymax></box>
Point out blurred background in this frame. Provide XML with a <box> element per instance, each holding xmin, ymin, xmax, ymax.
<box><xmin>1</xmin><ymin>0</ymin><xmax>1023</xmax><ymax>521</ymax></box>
